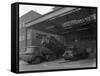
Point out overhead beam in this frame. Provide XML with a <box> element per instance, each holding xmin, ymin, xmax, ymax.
<box><xmin>25</xmin><ymin>8</ymin><xmax>81</xmax><ymax>27</ymax></box>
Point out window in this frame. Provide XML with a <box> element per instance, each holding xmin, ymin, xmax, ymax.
<box><xmin>36</xmin><ymin>33</ymin><xmax>47</xmax><ymax>39</ymax></box>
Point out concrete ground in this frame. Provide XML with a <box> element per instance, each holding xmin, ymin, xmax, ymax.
<box><xmin>19</xmin><ymin>58</ymin><xmax>96</xmax><ymax>72</ymax></box>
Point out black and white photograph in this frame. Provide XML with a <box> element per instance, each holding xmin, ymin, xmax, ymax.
<box><xmin>11</xmin><ymin>2</ymin><xmax>97</xmax><ymax>73</ymax></box>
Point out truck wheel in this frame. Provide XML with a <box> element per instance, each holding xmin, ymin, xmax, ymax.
<box><xmin>28</xmin><ymin>57</ymin><xmax>41</xmax><ymax>64</ymax></box>
<box><xmin>63</xmin><ymin>51</ymin><xmax>74</xmax><ymax>60</ymax></box>
<box><xmin>33</xmin><ymin>57</ymin><xmax>41</xmax><ymax>64</ymax></box>
<box><xmin>45</xmin><ymin>54</ymin><xmax>56</xmax><ymax>61</ymax></box>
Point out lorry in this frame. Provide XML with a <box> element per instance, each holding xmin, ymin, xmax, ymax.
<box><xmin>62</xmin><ymin>46</ymin><xmax>89</xmax><ymax>60</ymax></box>
<box><xmin>21</xmin><ymin>46</ymin><xmax>42</xmax><ymax>64</ymax></box>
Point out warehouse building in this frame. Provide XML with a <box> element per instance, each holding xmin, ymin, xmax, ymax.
<box><xmin>24</xmin><ymin>7</ymin><xmax>96</xmax><ymax>53</ymax></box>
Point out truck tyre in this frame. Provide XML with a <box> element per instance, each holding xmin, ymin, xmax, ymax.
<box><xmin>44</xmin><ymin>54</ymin><xmax>56</xmax><ymax>61</ymax></box>
<box><xmin>28</xmin><ymin>57</ymin><xmax>41</xmax><ymax>64</ymax></box>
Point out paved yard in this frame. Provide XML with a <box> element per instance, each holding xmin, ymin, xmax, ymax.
<box><xmin>19</xmin><ymin>58</ymin><xmax>96</xmax><ymax>72</ymax></box>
